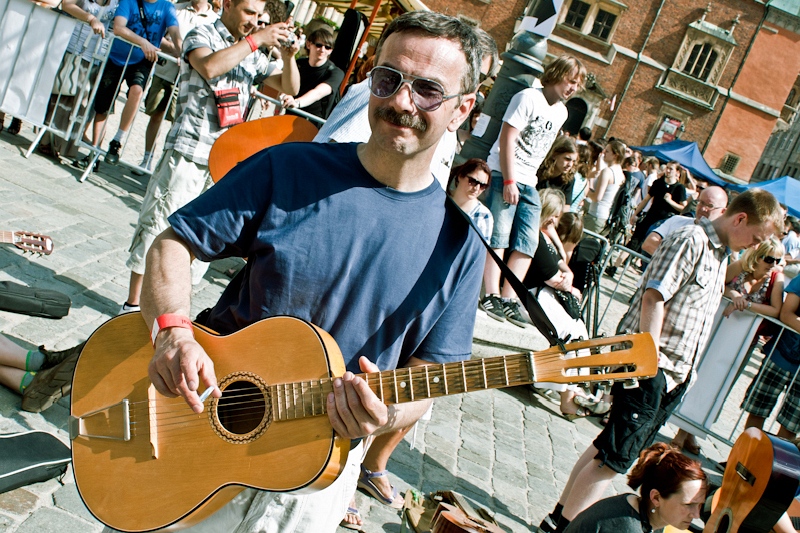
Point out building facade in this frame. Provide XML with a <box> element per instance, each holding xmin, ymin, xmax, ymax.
<box><xmin>753</xmin><ymin>74</ymin><xmax>800</xmax><ymax>182</ymax></box>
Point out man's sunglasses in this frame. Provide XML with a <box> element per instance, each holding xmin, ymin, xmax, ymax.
<box><xmin>466</xmin><ymin>176</ymin><xmax>488</xmax><ymax>189</ymax></box>
<box><xmin>763</xmin><ymin>256</ymin><xmax>782</xmax><ymax>264</ymax></box>
<box><xmin>313</xmin><ymin>42</ymin><xmax>332</xmax><ymax>50</ymax></box>
<box><xmin>368</xmin><ymin>65</ymin><xmax>460</xmax><ymax>112</ymax></box>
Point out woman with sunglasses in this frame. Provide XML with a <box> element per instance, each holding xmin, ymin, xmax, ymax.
<box><xmin>280</xmin><ymin>28</ymin><xmax>344</xmax><ymax>120</ymax></box>
<box><xmin>671</xmin><ymin>237</ymin><xmax>785</xmax><ymax>455</ymax></box>
<box><xmin>447</xmin><ymin>159</ymin><xmax>493</xmax><ymax>240</ymax></box>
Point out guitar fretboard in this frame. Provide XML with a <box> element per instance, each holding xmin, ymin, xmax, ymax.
<box><xmin>269</xmin><ymin>354</ymin><xmax>534</xmax><ymax>422</ymax></box>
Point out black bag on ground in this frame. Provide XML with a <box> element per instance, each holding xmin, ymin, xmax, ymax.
<box><xmin>0</xmin><ymin>281</ymin><xmax>71</xmax><ymax>318</ymax></box>
<box><xmin>0</xmin><ymin>431</ymin><xmax>71</xmax><ymax>494</ymax></box>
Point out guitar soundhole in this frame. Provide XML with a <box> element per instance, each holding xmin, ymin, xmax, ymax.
<box><xmin>209</xmin><ymin>372</ymin><xmax>272</xmax><ymax>444</ymax></box>
<box><xmin>218</xmin><ymin>381</ymin><xmax>266</xmax><ymax>434</ymax></box>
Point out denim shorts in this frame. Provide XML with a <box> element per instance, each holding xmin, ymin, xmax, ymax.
<box><xmin>485</xmin><ymin>171</ymin><xmax>541</xmax><ymax>257</ymax></box>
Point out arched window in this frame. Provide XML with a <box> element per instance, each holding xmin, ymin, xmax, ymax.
<box><xmin>682</xmin><ymin>43</ymin><xmax>717</xmax><ymax>82</ymax></box>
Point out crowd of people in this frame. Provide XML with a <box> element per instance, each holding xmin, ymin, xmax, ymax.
<box><xmin>2</xmin><ymin>2</ymin><xmax>800</xmax><ymax>533</ymax></box>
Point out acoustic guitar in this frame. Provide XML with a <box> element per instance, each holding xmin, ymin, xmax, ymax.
<box><xmin>1</xmin><ymin>230</ymin><xmax>53</xmax><ymax>255</ymax></box>
<box><xmin>703</xmin><ymin>427</ymin><xmax>800</xmax><ymax>533</ymax></box>
<box><xmin>70</xmin><ymin>312</ymin><xmax>657</xmax><ymax>532</ymax></box>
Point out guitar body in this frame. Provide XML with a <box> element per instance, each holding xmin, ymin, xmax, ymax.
<box><xmin>703</xmin><ymin>428</ymin><xmax>800</xmax><ymax>533</ymax></box>
<box><xmin>71</xmin><ymin>313</ymin><xmax>349</xmax><ymax>532</ymax></box>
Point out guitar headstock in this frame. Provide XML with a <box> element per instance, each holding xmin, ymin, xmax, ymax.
<box><xmin>12</xmin><ymin>231</ymin><xmax>54</xmax><ymax>255</ymax></box>
<box><xmin>531</xmin><ymin>333</ymin><xmax>658</xmax><ymax>385</ymax></box>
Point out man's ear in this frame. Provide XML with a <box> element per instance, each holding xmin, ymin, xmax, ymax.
<box><xmin>447</xmin><ymin>92</ymin><xmax>476</xmax><ymax>133</ymax></box>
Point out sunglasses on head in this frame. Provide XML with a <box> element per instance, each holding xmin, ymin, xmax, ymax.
<box><xmin>763</xmin><ymin>256</ymin><xmax>782</xmax><ymax>264</ymax></box>
<box><xmin>368</xmin><ymin>65</ymin><xmax>461</xmax><ymax>112</ymax></box>
<box><xmin>466</xmin><ymin>176</ymin><xmax>488</xmax><ymax>189</ymax></box>
<box><xmin>313</xmin><ymin>42</ymin><xmax>332</xmax><ymax>50</ymax></box>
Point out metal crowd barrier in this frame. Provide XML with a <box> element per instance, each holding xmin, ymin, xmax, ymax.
<box><xmin>579</xmin><ymin>229</ymin><xmax>610</xmax><ymax>338</ymax></box>
<box><xmin>596</xmin><ymin>243</ymin><xmax>651</xmax><ymax>331</ymax></box>
<box><xmin>0</xmin><ymin>0</ymin><xmax>79</xmax><ymax>126</ymax></box>
<box><xmin>670</xmin><ymin>301</ymin><xmax>800</xmax><ymax>446</ymax></box>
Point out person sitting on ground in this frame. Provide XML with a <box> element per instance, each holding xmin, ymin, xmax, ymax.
<box><xmin>448</xmin><ymin>158</ymin><xmax>493</xmax><ymax>239</ymax></box>
<box><xmin>672</xmin><ymin>237</ymin><xmax>785</xmax><ymax>454</ymax></box>
<box><xmin>740</xmin><ymin>250</ymin><xmax>800</xmax><ymax>441</ymax></box>
<box><xmin>75</xmin><ymin>0</ymin><xmax>182</xmax><ymax>171</ymax></box>
<box><xmin>583</xmin><ymin>139</ymin><xmax>625</xmax><ymax>233</ymax></box>
<box><xmin>536</xmin><ymin>136</ymin><xmax>579</xmax><ymax>213</ymax></box>
<box><xmin>280</xmin><ymin>28</ymin><xmax>344</xmax><ymax>120</ymax></box>
<box><xmin>523</xmin><ymin>189</ymin><xmax>591</xmax><ymax>418</ymax></box>
<box><xmin>563</xmin><ymin>442</ymin><xmax>707</xmax><ymax>533</ymax></box>
<box><xmin>0</xmin><ymin>335</ymin><xmax>84</xmax><ymax>413</ymax></box>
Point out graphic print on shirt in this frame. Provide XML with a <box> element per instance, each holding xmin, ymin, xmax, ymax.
<box><xmin>515</xmin><ymin>115</ymin><xmax>557</xmax><ymax>172</ymax></box>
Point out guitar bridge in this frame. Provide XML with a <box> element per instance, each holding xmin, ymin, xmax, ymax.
<box><xmin>69</xmin><ymin>399</ymin><xmax>131</xmax><ymax>442</ymax></box>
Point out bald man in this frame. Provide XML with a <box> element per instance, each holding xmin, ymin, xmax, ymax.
<box><xmin>641</xmin><ymin>186</ymin><xmax>729</xmax><ymax>255</ymax></box>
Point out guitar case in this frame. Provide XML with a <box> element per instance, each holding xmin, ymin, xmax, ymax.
<box><xmin>0</xmin><ymin>431</ymin><xmax>71</xmax><ymax>494</ymax></box>
<box><xmin>0</xmin><ymin>280</ymin><xmax>71</xmax><ymax>319</ymax></box>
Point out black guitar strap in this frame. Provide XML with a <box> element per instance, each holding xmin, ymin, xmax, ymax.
<box><xmin>448</xmin><ymin>197</ymin><xmax>566</xmax><ymax>349</ymax></box>
<box><xmin>136</xmin><ymin>0</ymin><xmax>148</xmax><ymax>30</ymax></box>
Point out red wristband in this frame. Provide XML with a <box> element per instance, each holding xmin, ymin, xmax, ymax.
<box><xmin>245</xmin><ymin>35</ymin><xmax>258</xmax><ymax>53</ymax></box>
<box><xmin>503</xmin><ymin>180</ymin><xmax>515</xmax><ymax>186</ymax></box>
<box><xmin>151</xmin><ymin>314</ymin><xmax>193</xmax><ymax>346</ymax></box>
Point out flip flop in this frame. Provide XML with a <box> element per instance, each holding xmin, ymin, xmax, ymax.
<box><xmin>560</xmin><ymin>407</ymin><xmax>590</xmax><ymax>421</ymax></box>
<box><xmin>339</xmin><ymin>507</ymin><xmax>363</xmax><ymax>531</ymax></box>
<box><xmin>357</xmin><ymin>466</ymin><xmax>404</xmax><ymax>509</ymax></box>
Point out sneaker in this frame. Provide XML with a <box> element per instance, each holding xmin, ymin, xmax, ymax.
<box><xmin>480</xmin><ymin>294</ymin><xmax>506</xmax><ymax>322</ymax></box>
<box><xmin>604</xmin><ymin>266</ymin><xmax>617</xmax><ymax>278</ymax></box>
<box><xmin>38</xmin><ymin>342</ymin><xmax>86</xmax><ymax>371</ymax></box>
<box><xmin>503</xmin><ymin>298</ymin><xmax>530</xmax><ymax>328</ymax></box>
<box><xmin>21</xmin><ymin>351</ymin><xmax>80</xmax><ymax>413</ymax></box>
<box><xmin>132</xmin><ymin>155</ymin><xmax>152</xmax><ymax>176</ymax></box>
<box><xmin>538</xmin><ymin>514</ymin><xmax>558</xmax><ymax>533</ymax></box>
<box><xmin>105</xmin><ymin>140</ymin><xmax>122</xmax><ymax>165</ymax></box>
<box><xmin>119</xmin><ymin>302</ymin><xmax>140</xmax><ymax>314</ymax></box>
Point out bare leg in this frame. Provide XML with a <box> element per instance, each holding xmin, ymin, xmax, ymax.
<box><xmin>773</xmin><ymin>512</ymin><xmax>794</xmax><ymax>533</ymax></box>
<box><xmin>0</xmin><ymin>335</ymin><xmax>30</xmax><ymax>369</ymax></box>
<box><xmin>483</xmin><ymin>248</ymin><xmax>505</xmax><ymax>295</ymax></box>
<box><xmin>559</xmin><ymin>445</ymin><xmax>617</xmax><ymax>521</ymax></box>
<box><xmin>0</xmin><ymin>367</ymin><xmax>26</xmax><ymax>393</ymax></box>
<box><xmin>500</xmin><ymin>250</ymin><xmax>532</xmax><ymax>299</ymax></box>
<box><xmin>118</xmin><ymin>86</ymin><xmax>144</xmax><ymax>133</ymax></box>
<box><xmin>360</xmin><ymin>425</ymin><xmax>413</xmax><ymax>502</ymax></box>
<box><xmin>144</xmin><ymin>109</ymin><xmax>165</xmax><ymax>155</ymax></box>
<box><xmin>93</xmin><ymin>113</ymin><xmax>108</xmax><ymax>147</ymax></box>
<box><xmin>671</xmin><ymin>428</ymin><xmax>690</xmax><ymax>448</ymax></box>
<box><xmin>777</xmin><ymin>425</ymin><xmax>797</xmax><ymax>440</ymax></box>
<box><xmin>127</xmin><ymin>271</ymin><xmax>144</xmax><ymax>307</ymax></box>
<box><xmin>744</xmin><ymin>413</ymin><xmax>766</xmax><ymax>430</ymax></box>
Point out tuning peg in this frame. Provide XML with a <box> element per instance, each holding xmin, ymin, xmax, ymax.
<box><xmin>623</xmin><ymin>378</ymin><xmax>639</xmax><ymax>389</ymax></box>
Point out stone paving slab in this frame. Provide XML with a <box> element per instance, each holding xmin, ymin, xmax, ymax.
<box><xmin>0</xmin><ymin>125</ymin><xmax>744</xmax><ymax>533</ymax></box>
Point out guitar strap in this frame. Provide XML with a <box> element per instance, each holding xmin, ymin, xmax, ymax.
<box><xmin>136</xmin><ymin>0</ymin><xmax>148</xmax><ymax>32</ymax></box>
<box><xmin>448</xmin><ymin>197</ymin><xmax>566</xmax><ymax>349</ymax></box>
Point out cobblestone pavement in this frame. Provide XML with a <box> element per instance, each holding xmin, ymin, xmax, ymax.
<box><xmin>0</xmin><ymin>122</ymin><xmax>759</xmax><ymax>533</ymax></box>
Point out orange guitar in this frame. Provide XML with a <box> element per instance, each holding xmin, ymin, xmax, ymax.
<box><xmin>1</xmin><ymin>230</ymin><xmax>53</xmax><ymax>255</ymax></box>
<box><xmin>70</xmin><ymin>312</ymin><xmax>657</xmax><ymax>532</ymax></box>
<box><xmin>703</xmin><ymin>428</ymin><xmax>800</xmax><ymax>533</ymax></box>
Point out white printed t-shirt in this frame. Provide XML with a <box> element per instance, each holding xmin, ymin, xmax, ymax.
<box><xmin>486</xmin><ymin>87</ymin><xmax>567</xmax><ymax>187</ymax></box>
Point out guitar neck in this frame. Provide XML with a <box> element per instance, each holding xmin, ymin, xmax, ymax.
<box><xmin>268</xmin><ymin>333</ymin><xmax>656</xmax><ymax>422</ymax></box>
<box><xmin>271</xmin><ymin>354</ymin><xmax>533</xmax><ymax>422</ymax></box>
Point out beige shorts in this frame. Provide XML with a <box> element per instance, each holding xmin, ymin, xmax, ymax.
<box><xmin>144</xmin><ymin>75</ymin><xmax>178</xmax><ymax>122</ymax></box>
<box><xmin>126</xmin><ymin>149</ymin><xmax>214</xmax><ymax>284</ymax></box>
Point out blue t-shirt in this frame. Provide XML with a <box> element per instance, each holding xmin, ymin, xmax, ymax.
<box><xmin>168</xmin><ymin>142</ymin><xmax>485</xmax><ymax>373</ymax></box>
<box><xmin>108</xmin><ymin>0</ymin><xmax>178</xmax><ymax>66</ymax></box>
<box><xmin>765</xmin><ymin>275</ymin><xmax>800</xmax><ymax>371</ymax></box>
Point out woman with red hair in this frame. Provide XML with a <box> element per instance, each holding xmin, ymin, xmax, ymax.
<box><xmin>562</xmin><ymin>443</ymin><xmax>706</xmax><ymax>533</ymax></box>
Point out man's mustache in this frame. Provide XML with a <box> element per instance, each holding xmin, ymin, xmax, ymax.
<box><xmin>374</xmin><ymin>106</ymin><xmax>427</xmax><ymax>132</ymax></box>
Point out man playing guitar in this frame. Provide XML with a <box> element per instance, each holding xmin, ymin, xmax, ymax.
<box><xmin>132</xmin><ymin>11</ymin><xmax>484</xmax><ymax>532</ymax></box>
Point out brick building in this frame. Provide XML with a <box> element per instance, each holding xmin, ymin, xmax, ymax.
<box><xmin>538</xmin><ymin>0</ymin><xmax>800</xmax><ymax>183</ymax></box>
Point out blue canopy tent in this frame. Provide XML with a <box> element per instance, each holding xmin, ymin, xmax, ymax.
<box><xmin>728</xmin><ymin>176</ymin><xmax>800</xmax><ymax>218</ymax></box>
<box><xmin>629</xmin><ymin>140</ymin><xmax>726</xmax><ymax>187</ymax></box>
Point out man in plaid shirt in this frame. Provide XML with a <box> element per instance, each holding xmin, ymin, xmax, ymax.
<box><xmin>120</xmin><ymin>0</ymin><xmax>301</xmax><ymax>314</ymax></box>
<box><xmin>540</xmin><ymin>188</ymin><xmax>784</xmax><ymax>533</ymax></box>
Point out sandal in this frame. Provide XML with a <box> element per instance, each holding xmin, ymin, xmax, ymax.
<box><xmin>574</xmin><ymin>395</ymin><xmax>611</xmax><ymax>416</ymax></box>
<box><xmin>357</xmin><ymin>465</ymin><xmax>404</xmax><ymax>509</ymax></box>
<box><xmin>340</xmin><ymin>507</ymin><xmax>363</xmax><ymax>531</ymax></box>
<box><xmin>8</xmin><ymin>118</ymin><xmax>21</xmax><ymax>135</ymax></box>
<box><xmin>560</xmin><ymin>407</ymin><xmax>589</xmax><ymax>421</ymax></box>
